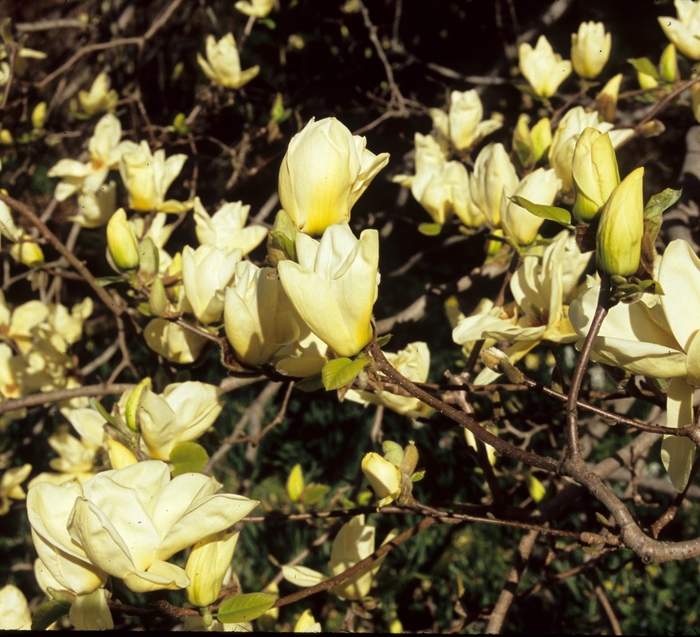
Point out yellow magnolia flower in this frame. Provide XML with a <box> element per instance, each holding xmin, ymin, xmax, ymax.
<box><xmin>430</xmin><ymin>90</ymin><xmax>502</xmax><ymax>151</ymax></box>
<box><xmin>569</xmin><ymin>240</ymin><xmax>700</xmax><ymax>490</ymax></box>
<box><xmin>143</xmin><ymin>318</ymin><xmax>208</xmax><ymax>364</ymax></box>
<box><xmin>361</xmin><ymin>452</ymin><xmax>401</xmax><ymax>501</ymax></box>
<box><xmin>469</xmin><ymin>143</ymin><xmax>519</xmax><ymax>227</ymax></box>
<box><xmin>186</xmin><ymin>531</ymin><xmax>239</xmax><ymax>607</ymax></box>
<box><xmin>106</xmin><ymin>208</ymin><xmax>139</xmax><ymax>270</ymax></box>
<box><xmin>224</xmin><ymin>261</ymin><xmax>300</xmax><ymax>368</ymax></box>
<box><xmin>193</xmin><ymin>197</ymin><xmax>268</xmax><ymax>256</ymax></box>
<box><xmin>74</xmin><ymin>181</ymin><xmax>117</xmax><ymax>228</ymax></box>
<box><xmin>235</xmin><ymin>0</ymin><xmax>275</xmax><ymax>18</ymax></box>
<box><xmin>118</xmin><ymin>141</ymin><xmax>189</xmax><ymax>212</ymax></box>
<box><xmin>28</xmin><ymin>460</ymin><xmax>258</xmax><ymax>594</ymax></box>
<box><xmin>0</xmin><ymin>464</ymin><xmax>31</xmax><ymax>515</ymax></box>
<box><xmin>659</xmin><ymin>0</ymin><xmax>700</xmax><ymax>60</ymax></box>
<box><xmin>294</xmin><ymin>609</ymin><xmax>321</xmax><ymax>633</ymax></box>
<box><xmin>137</xmin><ymin>381</ymin><xmax>224</xmax><ymax>460</ymax></box>
<box><xmin>278</xmin><ymin>223</ymin><xmax>379</xmax><ymax>357</ymax></box>
<box><xmin>549</xmin><ymin>106</ymin><xmax>633</xmax><ymax>192</ymax></box>
<box><xmin>197</xmin><ymin>33</ymin><xmax>259</xmax><ymax>89</ymax></box>
<box><xmin>48</xmin><ymin>114</ymin><xmax>136</xmax><ymax>202</ymax></box>
<box><xmin>0</xmin><ymin>585</ymin><xmax>31</xmax><ymax>630</ymax></box>
<box><xmin>519</xmin><ymin>35</ymin><xmax>572</xmax><ymax>98</ymax></box>
<box><xmin>571</xmin><ymin>22</ymin><xmax>611</xmax><ymax>79</ymax></box>
<box><xmin>282</xmin><ymin>515</ymin><xmax>394</xmax><ymax>601</ymax></box>
<box><xmin>182</xmin><ymin>244</ymin><xmax>241</xmax><ymax>324</ymax></box>
<box><xmin>347</xmin><ymin>342</ymin><xmax>434</xmax><ymax>419</ymax></box>
<box><xmin>278</xmin><ymin>118</ymin><xmax>390</xmax><ymax>235</ymax></box>
<box><xmin>595</xmin><ymin>167</ymin><xmax>644</xmax><ymax>276</ymax></box>
<box><xmin>501</xmin><ymin>168</ymin><xmax>561</xmax><ymax>245</ymax></box>
<box><xmin>453</xmin><ymin>231</ymin><xmax>591</xmax><ymax>385</ymax></box>
<box><xmin>77</xmin><ymin>71</ymin><xmax>118</xmax><ymax>115</ymax></box>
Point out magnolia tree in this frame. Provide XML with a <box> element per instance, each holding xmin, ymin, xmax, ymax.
<box><xmin>2</xmin><ymin>0</ymin><xmax>700</xmax><ymax>632</ymax></box>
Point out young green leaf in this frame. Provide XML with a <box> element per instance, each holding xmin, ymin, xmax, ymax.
<box><xmin>217</xmin><ymin>593</ymin><xmax>276</xmax><ymax>624</ymax></box>
<box><xmin>321</xmin><ymin>357</ymin><xmax>369</xmax><ymax>391</ymax></box>
<box><xmin>169</xmin><ymin>442</ymin><xmax>209</xmax><ymax>477</ymax></box>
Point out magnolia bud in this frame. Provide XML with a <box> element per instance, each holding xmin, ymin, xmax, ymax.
<box><xmin>361</xmin><ymin>452</ymin><xmax>401</xmax><ymax>502</ymax></box>
<box><xmin>572</xmin><ymin>128</ymin><xmax>619</xmax><ymax>223</ymax></box>
<box><xmin>106</xmin><ymin>208</ymin><xmax>139</xmax><ymax>270</ymax></box>
<box><xmin>31</xmin><ymin>102</ymin><xmax>47</xmax><ymax>129</ymax></box>
<box><xmin>596</xmin><ymin>167</ymin><xmax>644</xmax><ymax>277</ymax></box>
<box><xmin>660</xmin><ymin>43</ymin><xmax>678</xmax><ymax>83</ymax></box>
<box><xmin>148</xmin><ymin>277</ymin><xmax>168</xmax><ymax>317</ymax></box>
<box><xmin>138</xmin><ymin>236</ymin><xmax>159</xmax><ymax>283</ymax></box>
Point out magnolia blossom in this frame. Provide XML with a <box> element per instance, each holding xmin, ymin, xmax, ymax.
<box><xmin>658</xmin><ymin>0</ymin><xmax>700</xmax><ymax>60</ymax></box>
<box><xmin>224</xmin><ymin>261</ymin><xmax>300</xmax><ymax>367</ymax></box>
<box><xmin>519</xmin><ymin>35</ymin><xmax>572</xmax><ymax>98</ymax></box>
<box><xmin>48</xmin><ymin>114</ymin><xmax>136</xmax><ymax>202</ymax></box>
<box><xmin>469</xmin><ymin>143</ymin><xmax>519</xmax><ymax>227</ymax></box>
<box><xmin>278</xmin><ymin>223</ymin><xmax>379</xmax><ymax>357</ymax></box>
<box><xmin>28</xmin><ymin>461</ymin><xmax>258</xmax><ymax>594</ymax></box>
<box><xmin>279</xmin><ymin>118</ymin><xmax>389</xmax><ymax>235</ymax></box>
<box><xmin>193</xmin><ymin>197</ymin><xmax>268</xmax><ymax>255</ymax></box>
<box><xmin>0</xmin><ymin>464</ymin><xmax>31</xmax><ymax>515</ymax></box>
<box><xmin>0</xmin><ymin>585</ymin><xmax>31</xmax><ymax>630</ymax></box>
<box><xmin>453</xmin><ymin>231</ymin><xmax>591</xmax><ymax>385</ymax></box>
<box><xmin>430</xmin><ymin>90</ymin><xmax>502</xmax><ymax>151</ymax></box>
<box><xmin>119</xmin><ymin>141</ymin><xmax>188</xmax><ymax>212</ymax></box>
<box><xmin>197</xmin><ymin>33</ymin><xmax>259</xmax><ymax>89</ymax></box>
<box><xmin>182</xmin><ymin>244</ymin><xmax>241</xmax><ymax>324</ymax></box>
<box><xmin>235</xmin><ymin>0</ymin><xmax>275</xmax><ymax>17</ymax></box>
<box><xmin>143</xmin><ymin>318</ymin><xmax>208</xmax><ymax>364</ymax></box>
<box><xmin>74</xmin><ymin>181</ymin><xmax>117</xmax><ymax>228</ymax></box>
<box><xmin>282</xmin><ymin>515</ymin><xmax>394</xmax><ymax>601</ymax></box>
<box><xmin>571</xmin><ymin>22</ymin><xmax>612</xmax><ymax>79</ymax></box>
<box><xmin>77</xmin><ymin>71</ymin><xmax>118</xmax><ymax>115</ymax></box>
<box><xmin>570</xmin><ymin>240</ymin><xmax>700</xmax><ymax>491</ymax></box>
<box><xmin>186</xmin><ymin>531</ymin><xmax>239</xmax><ymax>607</ymax></box>
<box><xmin>549</xmin><ymin>106</ymin><xmax>633</xmax><ymax>192</ymax></box>
<box><xmin>500</xmin><ymin>168</ymin><xmax>561</xmax><ymax>245</ymax></box>
<box><xmin>361</xmin><ymin>452</ymin><xmax>401</xmax><ymax>502</ymax></box>
<box><xmin>137</xmin><ymin>381</ymin><xmax>224</xmax><ymax>460</ymax></box>
<box><xmin>347</xmin><ymin>342</ymin><xmax>434</xmax><ymax>419</ymax></box>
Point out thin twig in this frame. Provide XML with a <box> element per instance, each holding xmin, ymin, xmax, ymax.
<box><xmin>0</xmin><ymin>383</ymin><xmax>135</xmax><ymax>414</ymax></box>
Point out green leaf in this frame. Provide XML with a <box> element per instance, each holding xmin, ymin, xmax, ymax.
<box><xmin>382</xmin><ymin>440</ymin><xmax>404</xmax><ymax>466</ymax></box>
<box><xmin>375</xmin><ymin>333</ymin><xmax>392</xmax><ymax>348</ymax></box>
<box><xmin>294</xmin><ymin>373</ymin><xmax>324</xmax><ymax>392</ymax></box>
<box><xmin>217</xmin><ymin>593</ymin><xmax>276</xmax><ymax>624</ymax></box>
<box><xmin>627</xmin><ymin>57</ymin><xmax>660</xmax><ymax>80</ymax></box>
<box><xmin>169</xmin><ymin>441</ymin><xmax>209</xmax><ymax>477</ymax></box>
<box><xmin>644</xmin><ymin>187</ymin><xmax>681</xmax><ymax>220</ymax></box>
<box><xmin>301</xmin><ymin>483</ymin><xmax>330</xmax><ymax>506</ymax></box>
<box><xmin>410</xmin><ymin>470</ymin><xmax>426</xmax><ymax>483</ymax></box>
<box><xmin>94</xmin><ymin>275</ymin><xmax>125</xmax><ymax>287</ymax></box>
<box><xmin>321</xmin><ymin>356</ymin><xmax>369</xmax><ymax>391</ymax></box>
<box><xmin>417</xmin><ymin>222</ymin><xmax>442</xmax><ymax>236</ymax></box>
<box><xmin>510</xmin><ymin>196</ymin><xmax>572</xmax><ymax>226</ymax></box>
<box><xmin>31</xmin><ymin>598</ymin><xmax>71</xmax><ymax>631</ymax></box>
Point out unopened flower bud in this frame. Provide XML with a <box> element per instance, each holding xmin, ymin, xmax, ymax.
<box><xmin>106</xmin><ymin>208</ymin><xmax>139</xmax><ymax>270</ymax></box>
<box><xmin>361</xmin><ymin>452</ymin><xmax>401</xmax><ymax>502</ymax></box>
<box><xmin>148</xmin><ymin>277</ymin><xmax>168</xmax><ymax>317</ymax></box>
<box><xmin>572</xmin><ymin>128</ymin><xmax>619</xmax><ymax>223</ymax></box>
<box><xmin>124</xmin><ymin>377</ymin><xmax>152</xmax><ymax>431</ymax></box>
<box><xmin>660</xmin><ymin>43</ymin><xmax>678</xmax><ymax>83</ymax></box>
<box><xmin>571</xmin><ymin>22</ymin><xmax>611</xmax><ymax>80</ymax></box>
<box><xmin>596</xmin><ymin>73</ymin><xmax>622</xmax><ymax>123</ymax></box>
<box><xmin>138</xmin><ymin>236</ymin><xmax>159</xmax><ymax>282</ymax></box>
<box><xmin>596</xmin><ymin>167</ymin><xmax>644</xmax><ymax>276</ymax></box>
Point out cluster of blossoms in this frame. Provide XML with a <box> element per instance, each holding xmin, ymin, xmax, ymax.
<box><xmin>6</xmin><ymin>1</ymin><xmax>700</xmax><ymax>631</ymax></box>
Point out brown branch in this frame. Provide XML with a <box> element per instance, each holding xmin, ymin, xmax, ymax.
<box><xmin>591</xmin><ymin>570</ymin><xmax>623</xmax><ymax>636</ymax></box>
<box><xmin>566</xmin><ymin>275</ymin><xmax>611</xmax><ymax>460</ymax></box>
<box><xmin>0</xmin><ymin>383</ymin><xmax>135</xmax><ymax>414</ymax></box>
<box><xmin>271</xmin><ymin>517</ymin><xmax>437</xmax><ymax>609</ymax></box>
<box><xmin>369</xmin><ymin>342</ymin><xmax>560</xmax><ymax>472</ymax></box>
<box><xmin>0</xmin><ymin>192</ymin><xmax>125</xmax><ymax>316</ymax></box>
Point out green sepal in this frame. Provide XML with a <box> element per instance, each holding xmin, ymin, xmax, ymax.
<box><xmin>410</xmin><ymin>470</ymin><xmax>426</xmax><ymax>483</ymax></box>
<box><xmin>294</xmin><ymin>373</ymin><xmax>324</xmax><ymax>393</ymax></box>
<box><xmin>611</xmin><ymin>278</ymin><xmax>663</xmax><ymax>303</ymax></box>
<box><xmin>94</xmin><ymin>276</ymin><xmax>125</xmax><ymax>287</ymax></box>
<box><xmin>382</xmin><ymin>440</ymin><xmax>404</xmax><ymax>466</ymax></box>
<box><xmin>216</xmin><ymin>593</ymin><xmax>276</xmax><ymax>624</ymax></box>
<box><xmin>375</xmin><ymin>333</ymin><xmax>392</xmax><ymax>348</ymax></box>
<box><xmin>321</xmin><ymin>356</ymin><xmax>369</xmax><ymax>391</ymax></box>
<box><xmin>509</xmin><ymin>196</ymin><xmax>572</xmax><ymax>227</ymax></box>
<box><xmin>301</xmin><ymin>483</ymin><xmax>330</xmax><ymax>506</ymax></box>
<box><xmin>170</xmin><ymin>441</ymin><xmax>209</xmax><ymax>477</ymax></box>
<box><xmin>417</xmin><ymin>222</ymin><xmax>442</xmax><ymax>236</ymax></box>
<box><xmin>627</xmin><ymin>57</ymin><xmax>660</xmax><ymax>80</ymax></box>
<box><xmin>89</xmin><ymin>397</ymin><xmax>117</xmax><ymax>428</ymax></box>
<box><xmin>645</xmin><ymin>188</ymin><xmax>681</xmax><ymax>220</ymax></box>
<box><xmin>31</xmin><ymin>598</ymin><xmax>72</xmax><ymax>631</ymax></box>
